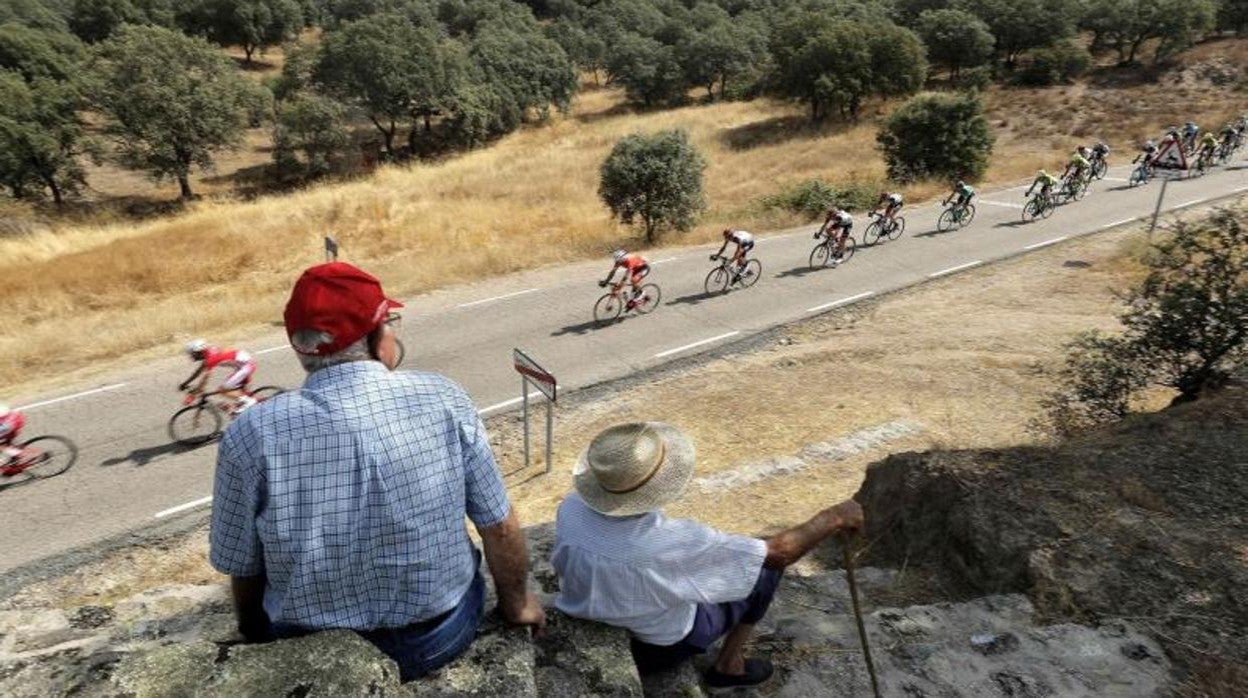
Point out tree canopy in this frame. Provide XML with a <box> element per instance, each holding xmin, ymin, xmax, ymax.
<box><xmin>599</xmin><ymin>129</ymin><xmax>706</xmax><ymax>243</ymax></box>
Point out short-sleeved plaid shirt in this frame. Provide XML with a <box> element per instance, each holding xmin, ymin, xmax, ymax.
<box><xmin>210</xmin><ymin>361</ymin><xmax>511</xmax><ymax>630</ymax></box>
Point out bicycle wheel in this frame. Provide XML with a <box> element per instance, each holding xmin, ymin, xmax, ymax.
<box><xmin>1092</xmin><ymin>160</ymin><xmax>1107</xmax><ymax>180</ymax></box>
<box><xmin>738</xmin><ymin>259</ymin><xmax>762</xmax><ymax>288</ymax></box>
<box><xmin>634</xmin><ymin>284</ymin><xmax>661</xmax><ymax>314</ymax></box>
<box><xmin>886</xmin><ymin>217</ymin><xmax>906</xmax><ymax>241</ymax></box>
<box><xmin>168</xmin><ymin>404</ymin><xmax>223</xmax><ymax>447</ymax></box>
<box><xmin>1041</xmin><ymin>197</ymin><xmax>1055</xmax><ymax>219</ymax></box>
<box><xmin>937</xmin><ymin>208</ymin><xmax>957</xmax><ymax>232</ymax></box>
<box><xmin>18</xmin><ymin>436</ymin><xmax>78</xmax><ymax>479</ymax></box>
<box><xmin>1072</xmin><ymin>180</ymin><xmax>1088</xmax><ymax>201</ymax></box>
<box><xmin>809</xmin><ymin>243</ymin><xmax>831</xmax><ymax>269</ymax></box>
<box><xmin>962</xmin><ymin>204</ymin><xmax>976</xmax><ymax>226</ymax></box>
<box><xmin>1022</xmin><ymin>199</ymin><xmax>1040</xmax><ymax>222</ymax></box>
<box><xmin>250</xmin><ymin>386</ymin><xmax>284</xmax><ymax>402</ymax></box>
<box><xmin>862</xmin><ymin>220</ymin><xmax>883</xmax><ymax>246</ymax></box>
<box><xmin>704</xmin><ymin>267</ymin><xmax>730</xmax><ymax>295</ymax></box>
<box><xmin>836</xmin><ymin>236</ymin><xmax>857</xmax><ymax>264</ymax></box>
<box><xmin>593</xmin><ymin>293</ymin><xmax>623</xmax><ymax>326</ymax></box>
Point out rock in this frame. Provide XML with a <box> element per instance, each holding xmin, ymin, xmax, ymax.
<box><xmin>409</xmin><ymin>626</ymin><xmax>535</xmax><ymax>697</ymax></box>
<box><xmin>112</xmin><ymin>641</ymin><xmax>219</xmax><ymax>697</ymax></box>
<box><xmin>113</xmin><ymin>584</ymin><xmax>230</xmax><ymax>624</ymax></box>
<box><xmin>0</xmin><ymin>608</ymin><xmax>93</xmax><ymax>654</ymax></box>
<box><xmin>534</xmin><ymin>611</ymin><xmax>641</xmax><ymax>697</ymax></box>
<box><xmin>69</xmin><ymin>606</ymin><xmax>115</xmax><ymax>630</ymax></box>
<box><xmin>207</xmin><ymin>631</ymin><xmax>401</xmax><ymax>696</ymax></box>
<box><xmin>639</xmin><ymin>661</ymin><xmax>704</xmax><ymax>698</ymax></box>
<box><xmin>970</xmin><ymin>632</ymin><xmax>1020</xmax><ymax>655</ymax></box>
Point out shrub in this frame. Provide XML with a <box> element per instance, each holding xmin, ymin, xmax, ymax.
<box><xmin>876</xmin><ymin>91</ymin><xmax>994</xmax><ymax>182</ymax></box>
<box><xmin>1014</xmin><ymin>40</ymin><xmax>1091</xmax><ymax>86</ymax></box>
<box><xmin>273</xmin><ymin>91</ymin><xmax>351</xmax><ymax>177</ymax></box>
<box><xmin>1035</xmin><ymin>332</ymin><xmax>1149</xmax><ymax>436</ymax></box>
<box><xmin>599</xmin><ymin>129</ymin><xmax>706</xmax><ymax>244</ymax></box>
<box><xmin>761</xmin><ymin>179</ymin><xmax>879</xmax><ymax>219</ymax></box>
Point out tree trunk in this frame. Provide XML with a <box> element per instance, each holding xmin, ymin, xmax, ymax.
<box><xmin>645</xmin><ymin>218</ymin><xmax>657</xmax><ymax>245</ymax></box>
<box><xmin>1128</xmin><ymin>37</ymin><xmax>1144</xmax><ymax>64</ymax></box>
<box><xmin>424</xmin><ymin>113</ymin><xmax>432</xmax><ymax>132</ymax></box>
<box><xmin>719</xmin><ymin>74</ymin><xmax>727</xmax><ymax>100</ymax></box>
<box><xmin>43</xmin><ymin>174</ymin><xmax>63</xmax><ymax>206</ymax></box>
<box><xmin>178</xmin><ymin>173</ymin><xmax>193</xmax><ymax>200</ymax></box>
<box><xmin>244</xmin><ymin>45</ymin><xmax>255</xmax><ymax>64</ymax></box>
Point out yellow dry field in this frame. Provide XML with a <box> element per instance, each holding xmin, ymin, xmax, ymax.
<box><xmin>6</xmin><ymin>214</ymin><xmax>1173</xmax><ymax>608</ymax></box>
<box><xmin>1</xmin><ymin>37</ymin><xmax>1245</xmax><ymax>396</ymax></box>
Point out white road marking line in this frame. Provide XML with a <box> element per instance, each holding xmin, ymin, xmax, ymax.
<box><xmin>1023</xmin><ymin>236</ymin><xmax>1068</xmax><ymax>251</ymax></box>
<box><xmin>649</xmin><ymin>256</ymin><xmax>680</xmax><ymax>265</ymax></box>
<box><xmin>154</xmin><ymin>496</ymin><xmax>213</xmax><ymax>519</ymax></box>
<box><xmin>1006</xmin><ymin>184</ymin><xmax>1030</xmax><ymax>192</ymax></box>
<box><xmin>978</xmin><ymin>199</ymin><xmax>1024</xmax><ymax>209</ymax></box>
<box><xmin>1237</xmin><ymin>185</ymin><xmax>1248</xmax><ymax>192</ymax></box>
<box><xmin>478</xmin><ymin>392</ymin><xmax>543</xmax><ymax>415</ymax></box>
<box><xmin>1102</xmin><ymin>176</ymin><xmax>1128</xmax><ymax>182</ymax></box>
<box><xmin>929</xmin><ymin>260</ymin><xmax>982</xmax><ymax>278</ymax></box>
<box><xmin>254</xmin><ymin>345</ymin><xmax>289</xmax><ymax>355</ymax></box>
<box><xmin>1101</xmin><ymin>218</ymin><xmax>1135</xmax><ymax>229</ymax></box>
<box><xmin>1176</xmin><ymin>199</ymin><xmax>1203</xmax><ymax>208</ymax></box>
<box><xmin>654</xmin><ymin>331</ymin><xmax>741</xmax><ymax>359</ymax></box>
<box><xmin>457</xmin><ymin>288</ymin><xmax>540</xmax><ymax>308</ymax></box>
<box><xmin>806</xmin><ymin>291</ymin><xmax>875</xmax><ymax>313</ymax></box>
<box><xmin>19</xmin><ymin>383</ymin><xmax>128</xmax><ymax>411</ymax></box>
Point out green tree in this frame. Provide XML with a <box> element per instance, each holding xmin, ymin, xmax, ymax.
<box><xmin>273</xmin><ymin>90</ymin><xmax>351</xmax><ymax>176</ymax></box>
<box><xmin>0</xmin><ymin>71</ymin><xmax>93</xmax><ymax>204</ymax></box>
<box><xmin>954</xmin><ymin>0</ymin><xmax>1080</xmax><ymax>66</ymax></box>
<box><xmin>678</xmin><ymin>15</ymin><xmax>767</xmax><ymax>100</ymax></box>
<box><xmin>90</xmin><ymin>25</ymin><xmax>258</xmax><ymax>199</ymax></box>
<box><xmin>547</xmin><ymin>18</ymin><xmax>607</xmax><ymax>84</ymax></box>
<box><xmin>1080</xmin><ymin>0</ymin><xmax>1216</xmax><ymax>65</ymax></box>
<box><xmin>599</xmin><ymin>129</ymin><xmax>706</xmax><ymax>243</ymax></box>
<box><xmin>1014</xmin><ymin>39</ymin><xmax>1091</xmax><ymax>85</ymax></box>
<box><xmin>867</xmin><ymin>21</ymin><xmax>927</xmax><ymax>99</ymax></box>
<box><xmin>1220</xmin><ymin>0</ymin><xmax>1248</xmax><ymax>32</ymax></box>
<box><xmin>0</xmin><ymin>0</ymin><xmax>69</xmax><ymax>32</ymax></box>
<box><xmin>469</xmin><ymin>19</ymin><xmax>577</xmax><ymax>126</ymax></box>
<box><xmin>917</xmin><ymin>8</ymin><xmax>994</xmax><ymax>78</ymax></box>
<box><xmin>69</xmin><ymin>0</ymin><xmax>145</xmax><ymax>43</ymax></box>
<box><xmin>314</xmin><ymin>14</ymin><xmax>451</xmax><ymax>155</ymax></box>
<box><xmin>0</xmin><ymin>22</ymin><xmax>86</xmax><ymax>83</ymax></box>
<box><xmin>180</xmin><ymin>0</ymin><xmax>304</xmax><ymax>63</ymax></box>
<box><xmin>876</xmin><ymin>91</ymin><xmax>994</xmax><ymax>182</ymax></box>
<box><xmin>606</xmin><ymin>32</ymin><xmax>685</xmax><ymax>107</ymax></box>
<box><xmin>770</xmin><ymin>18</ymin><xmax>873</xmax><ymax>121</ymax></box>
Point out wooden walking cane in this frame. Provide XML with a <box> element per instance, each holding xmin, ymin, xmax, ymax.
<box><xmin>842</xmin><ymin>534</ymin><xmax>881</xmax><ymax>698</ymax></box>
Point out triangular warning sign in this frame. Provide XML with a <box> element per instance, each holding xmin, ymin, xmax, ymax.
<box><xmin>1152</xmin><ymin>138</ymin><xmax>1187</xmax><ymax>170</ymax></box>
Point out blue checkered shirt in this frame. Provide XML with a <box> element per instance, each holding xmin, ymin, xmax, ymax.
<box><xmin>209</xmin><ymin>361</ymin><xmax>511</xmax><ymax>630</ymax></box>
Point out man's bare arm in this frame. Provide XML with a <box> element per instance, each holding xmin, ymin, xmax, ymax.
<box><xmin>478</xmin><ymin>508</ymin><xmax>546</xmax><ymax>633</ymax></box>
<box><xmin>230</xmin><ymin>574</ymin><xmax>272</xmax><ymax>642</ymax></box>
<box><xmin>764</xmin><ymin>500</ymin><xmax>864</xmax><ymax>570</ymax></box>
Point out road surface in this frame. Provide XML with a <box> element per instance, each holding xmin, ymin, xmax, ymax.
<box><xmin>3</xmin><ymin>163</ymin><xmax>1246</xmax><ymax>573</ymax></box>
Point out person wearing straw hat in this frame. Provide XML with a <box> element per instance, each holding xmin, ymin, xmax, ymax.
<box><xmin>552</xmin><ymin>422</ymin><xmax>864</xmax><ymax>688</ymax></box>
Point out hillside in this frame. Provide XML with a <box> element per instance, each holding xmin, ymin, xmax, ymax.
<box><xmin>2</xmin><ymin>36</ymin><xmax>1246</xmax><ymax>397</ymax></box>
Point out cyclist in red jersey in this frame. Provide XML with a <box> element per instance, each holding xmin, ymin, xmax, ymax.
<box><xmin>0</xmin><ymin>403</ymin><xmax>26</xmax><ymax>467</ymax></box>
<box><xmin>182</xmin><ymin>339</ymin><xmax>258</xmax><ymax>415</ymax></box>
<box><xmin>599</xmin><ymin>249</ymin><xmax>651</xmax><ymax>303</ymax></box>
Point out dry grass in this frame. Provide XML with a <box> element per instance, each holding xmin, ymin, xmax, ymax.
<box><xmin>2</xmin><ymin>38</ymin><xmax>1245</xmax><ymax>396</ymax></box>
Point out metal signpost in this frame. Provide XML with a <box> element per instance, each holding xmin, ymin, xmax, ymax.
<box><xmin>325</xmin><ymin>236</ymin><xmax>339</xmax><ymax>262</ymax></box>
<box><xmin>513</xmin><ymin>348</ymin><xmax>557</xmax><ymax>473</ymax></box>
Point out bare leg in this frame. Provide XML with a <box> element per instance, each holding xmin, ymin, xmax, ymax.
<box><xmin>712</xmin><ymin>623</ymin><xmax>755</xmax><ymax>675</ymax></box>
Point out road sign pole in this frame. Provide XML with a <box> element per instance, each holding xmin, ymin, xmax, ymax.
<box><xmin>522</xmin><ymin>375</ymin><xmax>531</xmax><ymax>470</ymax></box>
<box><xmin>545</xmin><ymin>397</ymin><xmax>553</xmax><ymax>474</ymax></box>
<box><xmin>1149</xmin><ymin>176</ymin><xmax>1170</xmax><ymax>240</ymax></box>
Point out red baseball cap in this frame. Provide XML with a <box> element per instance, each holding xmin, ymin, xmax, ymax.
<box><xmin>284</xmin><ymin>262</ymin><xmax>404</xmax><ymax>356</ymax></box>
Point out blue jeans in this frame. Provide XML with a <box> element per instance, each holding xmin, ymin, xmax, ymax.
<box><xmin>272</xmin><ymin>559</ymin><xmax>485</xmax><ymax>682</ymax></box>
<box><xmin>629</xmin><ymin>566</ymin><xmax>783</xmax><ymax>674</ymax></box>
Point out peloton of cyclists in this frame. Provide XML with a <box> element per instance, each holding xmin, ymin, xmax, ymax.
<box><xmin>712</xmin><ymin>229</ymin><xmax>755</xmax><ymax>278</ymax></box>
<box><xmin>600</xmin><ymin>249</ymin><xmax>651</xmax><ymax>304</ymax></box>
<box><xmin>181</xmin><ymin>340</ymin><xmax>258</xmax><ymax>415</ymax></box>
<box><xmin>818</xmin><ymin>207</ymin><xmax>854</xmax><ymax>265</ymax></box>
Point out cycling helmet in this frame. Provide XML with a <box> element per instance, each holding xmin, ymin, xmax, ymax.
<box><xmin>1077</xmin><ymin>146</ymin><xmax>1091</xmax><ymax>157</ymax></box>
<box><xmin>1037</xmin><ymin>169</ymin><xmax>1049</xmax><ymax>177</ymax></box>
<box><xmin>185</xmin><ymin>339</ymin><xmax>208</xmax><ymax>358</ymax></box>
<box><xmin>722</xmin><ymin>228</ymin><xmax>733</xmax><ymax>238</ymax></box>
<box><xmin>956</xmin><ymin>180</ymin><xmax>965</xmax><ymax>188</ymax></box>
<box><xmin>1144</xmin><ymin>139</ymin><xmax>1155</xmax><ymax>148</ymax></box>
<box><xmin>612</xmin><ymin>249</ymin><xmax>627</xmax><ymax>263</ymax></box>
<box><xmin>0</xmin><ymin>403</ymin><xmax>10</xmax><ymax>419</ymax></box>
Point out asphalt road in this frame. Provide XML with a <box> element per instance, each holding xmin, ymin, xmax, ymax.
<box><xmin>3</xmin><ymin>163</ymin><xmax>1246</xmax><ymax>574</ymax></box>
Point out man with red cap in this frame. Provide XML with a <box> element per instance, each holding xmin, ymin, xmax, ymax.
<box><xmin>210</xmin><ymin>261</ymin><xmax>544</xmax><ymax>681</ymax></box>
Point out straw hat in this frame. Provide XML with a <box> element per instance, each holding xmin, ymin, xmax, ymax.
<box><xmin>574</xmin><ymin>422</ymin><xmax>696</xmax><ymax>516</ymax></box>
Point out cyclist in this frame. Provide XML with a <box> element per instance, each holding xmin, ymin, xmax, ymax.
<box><xmin>0</xmin><ymin>403</ymin><xmax>26</xmax><ymax>467</ymax></box>
<box><xmin>1196</xmin><ymin>131</ymin><xmax>1218</xmax><ymax>165</ymax></box>
<box><xmin>600</xmin><ymin>249</ymin><xmax>650</xmax><ymax>303</ymax></box>
<box><xmin>1062</xmin><ymin>149</ymin><xmax>1091</xmax><ymax>188</ymax></box>
<box><xmin>1135</xmin><ymin>140</ymin><xmax>1158</xmax><ymax>168</ymax></box>
<box><xmin>1182</xmin><ymin>122</ymin><xmax>1199</xmax><ymax>151</ymax></box>
<box><xmin>711</xmin><ymin>229</ymin><xmax>755</xmax><ymax>277</ymax></box>
<box><xmin>943</xmin><ymin>180</ymin><xmax>975</xmax><ymax>214</ymax></box>
<box><xmin>1025</xmin><ymin>169</ymin><xmax>1059</xmax><ymax>203</ymax></box>
<box><xmin>1218</xmin><ymin>124</ymin><xmax>1237</xmax><ymax>153</ymax></box>
<box><xmin>1090</xmin><ymin>142</ymin><xmax>1110</xmax><ymax>170</ymax></box>
<box><xmin>818</xmin><ymin>207</ymin><xmax>854</xmax><ymax>264</ymax></box>
<box><xmin>872</xmin><ymin>191</ymin><xmax>904</xmax><ymax>225</ymax></box>
<box><xmin>182</xmin><ymin>339</ymin><xmax>258</xmax><ymax>415</ymax></box>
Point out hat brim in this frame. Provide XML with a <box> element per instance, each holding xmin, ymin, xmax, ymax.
<box><xmin>573</xmin><ymin>422</ymin><xmax>695</xmax><ymax>517</ymax></box>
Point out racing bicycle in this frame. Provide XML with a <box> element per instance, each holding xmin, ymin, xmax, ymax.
<box><xmin>1022</xmin><ymin>189</ymin><xmax>1056</xmax><ymax>222</ymax></box>
<box><xmin>862</xmin><ymin>211</ymin><xmax>906</xmax><ymax>246</ymax></box>
<box><xmin>1128</xmin><ymin>160</ymin><xmax>1153</xmax><ymax>187</ymax></box>
<box><xmin>936</xmin><ymin>200</ymin><xmax>976</xmax><ymax>232</ymax></box>
<box><xmin>593</xmin><ymin>281</ymin><xmax>661</xmax><ymax>326</ymax></box>
<box><xmin>809</xmin><ymin>226</ymin><xmax>856</xmax><ymax>269</ymax></box>
<box><xmin>704</xmin><ymin>255</ymin><xmax>761</xmax><ymax>294</ymax></box>
<box><xmin>1055</xmin><ymin>173</ymin><xmax>1089</xmax><ymax>204</ymax></box>
<box><xmin>1</xmin><ymin>435</ymin><xmax>78</xmax><ymax>482</ymax></box>
<box><xmin>169</xmin><ymin>385</ymin><xmax>284</xmax><ymax>447</ymax></box>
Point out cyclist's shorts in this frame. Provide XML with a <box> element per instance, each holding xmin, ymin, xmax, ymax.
<box><xmin>220</xmin><ymin>363</ymin><xmax>257</xmax><ymax>390</ymax></box>
<box><xmin>630</xmin><ymin>265</ymin><xmax>650</xmax><ymax>285</ymax></box>
<box><xmin>739</xmin><ymin>240</ymin><xmax>755</xmax><ymax>253</ymax></box>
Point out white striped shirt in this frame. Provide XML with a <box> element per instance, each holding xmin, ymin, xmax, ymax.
<box><xmin>551</xmin><ymin>494</ymin><xmax>767</xmax><ymax>645</ymax></box>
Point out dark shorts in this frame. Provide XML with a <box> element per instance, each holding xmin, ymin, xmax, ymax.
<box><xmin>739</xmin><ymin>241</ymin><xmax>755</xmax><ymax>253</ymax></box>
<box><xmin>629</xmin><ymin>566</ymin><xmax>784</xmax><ymax>674</ymax></box>
<box><xmin>272</xmin><ymin>552</ymin><xmax>486</xmax><ymax>682</ymax></box>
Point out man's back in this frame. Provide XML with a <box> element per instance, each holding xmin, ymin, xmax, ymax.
<box><xmin>210</xmin><ymin>361</ymin><xmax>510</xmax><ymax>631</ymax></box>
